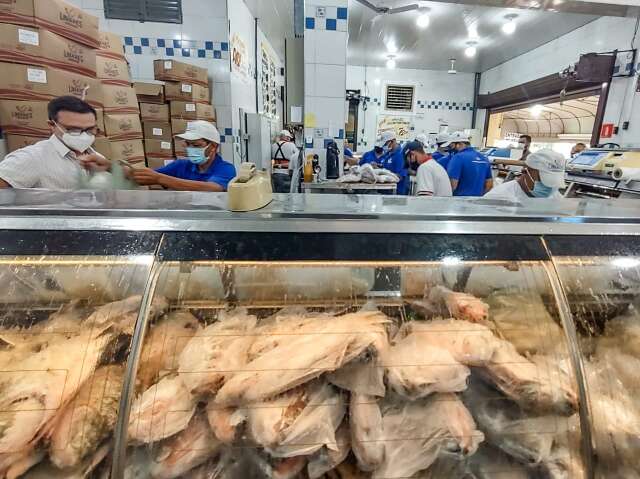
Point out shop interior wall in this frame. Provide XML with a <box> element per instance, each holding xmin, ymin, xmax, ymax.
<box><xmin>479</xmin><ymin>15</ymin><xmax>640</xmax><ymax>148</ymax></box>
<box><xmin>346</xmin><ymin>65</ymin><xmax>475</xmax><ymax>152</ymax></box>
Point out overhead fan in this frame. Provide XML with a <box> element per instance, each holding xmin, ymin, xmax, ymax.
<box><xmin>353</xmin><ymin>0</ymin><xmax>423</xmax><ymax>15</ymax></box>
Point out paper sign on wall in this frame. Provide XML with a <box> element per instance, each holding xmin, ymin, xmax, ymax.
<box><xmin>376</xmin><ymin>115</ymin><xmax>413</xmax><ymax>141</ymax></box>
<box><xmin>231</xmin><ymin>32</ymin><xmax>250</xmax><ymax>84</ymax></box>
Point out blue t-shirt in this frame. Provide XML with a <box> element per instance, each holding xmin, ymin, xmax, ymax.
<box><xmin>436</xmin><ymin>152</ymin><xmax>453</xmax><ymax>171</ymax></box>
<box><xmin>432</xmin><ymin>151</ymin><xmax>444</xmax><ymax>161</ymax></box>
<box><xmin>344</xmin><ymin>147</ymin><xmax>354</xmax><ymax>158</ymax></box>
<box><xmin>380</xmin><ymin>146</ymin><xmax>409</xmax><ymax>195</ymax></box>
<box><xmin>156</xmin><ymin>155</ymin><xmax>237</xmax><ymax>191</ymax></box>
<box><xmin>446</xmin><ymin>147</ymin><xmax>492</xmax><ymax>196</ymax></box>
<box><xmin>360</xmin><ymin>149</ymin><xmax>382</xmax><ymax>166</ymax></box>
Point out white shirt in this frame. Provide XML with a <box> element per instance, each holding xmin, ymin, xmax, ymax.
<box><xmin>484</xmin><ymin>179</ymin><xmax>563</xmax><ymax>201</ymax></box>
<box><xmin>271</xmin><ymin>141</ymin><xmax>300</xmax><ymax>175</ymax></box>
<box><xmin>416</xmin><ymin>160</ymin><xmax>453</xmax><ymax>197</ymax></box>
<box><xmin>0</xmin><ymin>135</ymin><xmax>83</xmax><ymax>189</ymax></box>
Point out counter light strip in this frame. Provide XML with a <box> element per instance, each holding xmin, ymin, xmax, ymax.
<box><xmin>0</xmin><ymin>257</ymin><xmax>154</xmax><ymax>266</ymax></box>
<box><xmin>163</xmin><ymin>260</ymin><xmax>545</xmax><ymax>267</ymax></box>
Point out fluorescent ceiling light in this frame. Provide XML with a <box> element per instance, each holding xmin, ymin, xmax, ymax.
<box><xmin>464</xmin><ymin>43</ymin><xmax>477</xmax><ymax>58</ymax></box>
<box><xmin>386</xmin><ymin>56</ymin><xmax>396</xmax><ymax>69</ymax></box>
<box><xmin>502</xmin><ymin>19</ymin><xmax>516</xmax><ymax>34</ymax></box>
<box><xmin>417</xmin><ymin>13</ymin><xmax>430</xmax><ymax>28</ymax></box>
<box><xmin>530</xmin><ymin>104</ymin><xmax>544</xmax><ymax>116</ymax></box>
<box><xmin>386</xmin><ymin>42</ymin><xmax>398</xmax><ymax>54</ymax></box>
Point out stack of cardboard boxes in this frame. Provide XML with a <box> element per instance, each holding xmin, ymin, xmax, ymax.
<box><xmin>0</xmin><ymin>0</ymin><xmax>145</xmax><ymax>167</ymax></box>
<box><xmin>133</xmin><ymin>59</ymin><xmax>215</xmax><ymax>169</ymax></box>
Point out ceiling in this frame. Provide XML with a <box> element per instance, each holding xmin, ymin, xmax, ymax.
<box><xmin>244</xmin><ymin>0</ymin><xmax>295</xmax><ymax>61</ymax></box>
<box><xmin>348</xmin><ymin>0</ymin><xmax>598</xmax><ymax>72</ymax></box>
<box><xmin>501</xmin><ymin>96</ymin><xmax>599</xmax><ymax>136</ymax></box>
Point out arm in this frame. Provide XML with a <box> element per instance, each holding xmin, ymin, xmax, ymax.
<box><xmin>450</xmin><ymin>179</ymin><xmax>459</xmax><ymax>192</ymax></box>
<box><xmin>416</xmin><ymin>166</ymin><xmax>434</xmax><ymax>196</ymax></box>
<box><xmin>0</xmin><ymin>149</ymin><xmax>39</xmax><ymax>188</ymax></box>
<box><xmin>484</xmin><ymin>178</ymin><xmax>494</xmax><ymax>193</ymax></box>
<box><xmin>0</xmin><ymin>178</ymin><xmax>10</xmax><ymax>189</ymax></box>
<box><xmin>447</xmin><ymin>156</ymin><xmax>462</xmax><ymax>193</ymax></box>
<box><xmin>131</xmin><ymin>168</ymin><xmax>225</xmax><ymax>192</ymax></box>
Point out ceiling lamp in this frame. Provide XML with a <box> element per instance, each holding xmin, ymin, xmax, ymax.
<box><xmin>530</xmin><ymin>104</ymin><xmax>544</xmax><ymax>116</ymax></box>
<box><xmin>386</xmin><ymin>55</ymin><xmax>396</xmax><ymax>69</ymax></box>
<box><xmin>464</xmin><ymin>42</ymin><xmax>477</xmax><ymax>58</ymax></box>
<box><xmin>502</xmin><ymin>14</ymin><xmax>518</xmax><ymax>35</ymax></box>
<box><xmin>416</xmin><ymin>7</ymin><xmax>430</xmax><ymax>29</ymax></box>
<box><xmin>386</xmin><ymin>41</ymin><xmax>398</xmax><ymax>54</ymax></box>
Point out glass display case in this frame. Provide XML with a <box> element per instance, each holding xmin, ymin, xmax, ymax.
<box><xmin>1</xmin><ymin>190</ymin><xmax>640</xmax><ymax>479</ymax></box>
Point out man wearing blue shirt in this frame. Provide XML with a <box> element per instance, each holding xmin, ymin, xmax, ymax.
<box><xmin>359</xmin><ymin>146</ymin><xmax>384</xmax><ymax>166</ymax></box>
<box><xmin>433</xmin><ymin>132</ymin><xmax>455</xmax><ymax>170</ymax></box>
<box><xmin>446</xmin><ymin>131</ymin><xmax>493</xmax><ymax>196</ymax></box>
<box><xmin>377</xmin><ymin>131</ymin><xmax>409</xmax><ymax>195</ymax></box>
<box><xmin>131</xmin><ymin>121</ymin><xmax>236</xmax><ymax>192</ymax></box>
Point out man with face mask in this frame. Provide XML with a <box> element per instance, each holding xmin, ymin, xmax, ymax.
<box><xmin>0</xmin><ymin>96</ymin><xmax>109</xmax><ymax>189</ymax></box>
<box><xmin>377</xmin><ymin>131</ymin><xmax>409</xmax><ymax>195</ymax></box>
<box><xmin>433</xmin><ymin>133</ymin><xmax>455</xmax><ymax>170</ymax></box>
<box><xmin>405</xmin><ymin>141</ymin><xmax>452</xmax><ymax>197</ymax></box>
<box><xmin>518</xmin><ymin>135</ymin><xmax>532</xmax><ymax>161</ymax></box>
<box><xmin>131</xmin><ymin>121</ymin><xmax>236</xmax><ymax>191</ymax></box>
<box><xmin>446</xmin><ymin>131</ymin><xmax>493</xmax><ymax>196</ymax></box>
<box><xmin>359</xmin><ymin>145</ymin><xmax>385</xmax><ymax>167</ymax></box>
<box><xmin>484</xmin><ymin>149</ymin><xmax>566</xmax><ymax>201</ymax></box>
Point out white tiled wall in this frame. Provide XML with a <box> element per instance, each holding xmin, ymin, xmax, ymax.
<box><xmin>347</xmin><ymin>65</ymin><xmax>476</xmax><ymax>152</ymax></box>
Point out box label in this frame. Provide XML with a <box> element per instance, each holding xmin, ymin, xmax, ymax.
<box><xmin>161</xmin><ymin>142</ymin><xmax>171</xmax><ymax>150</ymax></box>
<box><xmin>27</xmin><ymin>68</ymin><xmax>47</xmax><ymax>84</ymax></box>
<box><xmin>164</xmin><ymin>61</ymin><xmax>173</xmax><ymax>69</ymax></box>
<box><xmin>152</xmin><ymin>128</ymin><xmax>163</xmax><ymax>136</ymax></box>
<box><xmin>185</xmin><ymin>103</ymin><xmax>196</xmax><ymax>112</ymax></box>
<box><xmin>18</xmin><ymin>29</ymin><xmax>39</xmax><ymax>46</ymax></box>
<box><xmin>181</xmin><ymin>83</ymin><xmax>192</xmax><ymax>93</ymax></box>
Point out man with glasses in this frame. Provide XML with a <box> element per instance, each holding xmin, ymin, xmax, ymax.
<box><xmin>0</xmin><ymin>96</ymin><xmax>110</xmax><ymax>189</ymax></box>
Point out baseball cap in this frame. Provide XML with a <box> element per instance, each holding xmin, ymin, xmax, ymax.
<box><xmin>376</xmin><ymin>131</ymin><xmax>397</xmax><ymax>148</ymax></box>
<box><xmin>280</xmin><ymin>129</ymin><xmax>294</xmax><ymax>139</ymax></box>
<box><xmin>442</xmin><ymin>131</ymin><xmax>471</xmax><ymax>147</ymax></box>
<box><xmin>526</xmin><ymin>149</ymin><xmax>566</xmax><ymax>188</ymax></box>
<box><xmin>176</xmin><ymin>120</ymin><xmax>221</xmax><ymax>144</ymax></box>
<box><xmin>415</xmin><ymin>133</ymin><xmax>428</xmax><ymax>145</ymax></box>
<box><xmin>404</xmin><ymin>140</ymin><xmax>426</xmax><ymax>158</ymax></box>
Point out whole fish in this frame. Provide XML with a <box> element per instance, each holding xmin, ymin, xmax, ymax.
<box><xmin>428</xmin><ymin>286</ymin><xmax>489</xmax><ymax>323</ymax></box>
<box><xmin>23</xmin><ymin>442</ymin><xmax>110</xmax><ymax>479</ymax></box>
<box><xmin>206</xmin><ymin>405</ymin><xmax>242</xmax><ymax>444</ymax></box>
<box><xmin>49</xmin><ymin>365</ymin><xmax>124</xmax><ymax>468</ymax></box>
<box><xmin>350</xmin><ymin>394</ymin><xmax>384</xmax><ymax>472</ymax></box>
<box><xmin>307</xmin><ymin>422</ymin><xmax>350</xmax><ymax>479</ymax></box>
<box><xmin>128</xmin><ymin>374</ymin><xmax>196</xmax><ymax>444</ymax></box>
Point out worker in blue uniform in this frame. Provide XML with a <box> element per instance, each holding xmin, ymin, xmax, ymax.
<box><xmin>446</xmin><ymin>131</ymin><xmax>493</xmax><ymax>196</ymax></box>
<box><xmin>433</xmin><ymin>132</ymin><xmax>456</xmax><ymax>170</ymax></box>
<box><xmin>377</xmin><ymin>131</ymin><xmax>408</xmax><ymax>195</ymax></box>
<box><xmin>359</xmin><ymin>145</ymin><xmax>385</xmax><ymax>166</ymax></box>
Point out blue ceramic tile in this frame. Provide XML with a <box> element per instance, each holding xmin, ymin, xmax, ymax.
<box><xmin>326</xmin><ymin>18</ymin><xmax>337</xmax><ymax>30</ymax></box>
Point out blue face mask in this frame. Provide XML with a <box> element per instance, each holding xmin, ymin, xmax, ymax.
<box><xmin>532</xmin><ymin>181</ymin><xmax>554</xmax><ymax>198</ymax></box>
<box><xmin>186</xmin><ymin>145</ymin><xmax>209</xmax><ymax>165</ymax></box>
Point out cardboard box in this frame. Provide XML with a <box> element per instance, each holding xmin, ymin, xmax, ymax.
<box><xmin>0</xmin><ymin>100</ymin><xmax>49</xmax><ymax>136</ymax></box>
<box><xmin>0</xmin><ymin>0</ymin><xmax>35</xmax><ymax>27</ymax></box>
<box><xmin>5</xmin><ymin>134</ymin><xmax>46</xmax><ymax>153</ymax></box>
<box><xmin>109</xmin><ymin>138</ymin><xmax>145</xmax><ymax>166</ymax></box>
<box><xmin>93</xmin><ymin>136</ymin><xmax>111</xmax><ymax>158</ymax></box>
<box><xmin>96</xmin><ymin>56</ymin><xmax>130</xmax><ymax>86</ymax></box>
<box><xmin>98</xmin><ymin>31</ymin><xmax>125</xmax><ymax>60</ymax></box>
<box><xmin>34</xmin><ymin>0</ymin><xmax>99</xmax><ymax>48</ymax></box>
<box><xmin>170</xmin><ymin>119</ymin><xmax>188</xmax><ymax>136</ymax></box>
<box><xmin>174</xmin><ymin>138</ymin><xmax>187</xmax><ymax>157</ymax></box>
<box><xmin>170</xmin><ymin>101</ymin><xmax>215</xmax><ymax>121</ymax></box>
<box><xmin>104</xmin><ymin>113</ymin><xmax>143</xmax><ymax>141</ymax></box>
<box><xmin>95</xmin><ymin>107</ymin><xmax>105</xmax><ymax>136</ymax></box>
<box><xmin>0</xmin><ymin>63</ymin><xmax>102</xmax><ymax>107</ymax></box>
<box><xmin>145</xmin><ymin>139</ymin><xmax>174</xmax><ymax>159</ymax></box>
<box><xmin>146</xmin><ymin>157</ymin><xmax>175</xmax><ymax>169</ymax></box>
<box><xmin>140</xmin><ymin>103</ymin><xmax>169</xmax><ymax>122</ymax></box>
<box><xmin>101</xmin><ymin>83</ymin><xmax>139</xmax><ymax>114</ymax></box>
<box><xmin>154</xmin><ymin>59</ymin><xmax>208</xmax><ymax>87</ymax></box>
<box><xmin>164</xmin><ymin>81</ymin><xmax>211</xmax><ymax>104</ymax></box>
<box><xmin>134</xmin><ymin>82</ymin><xmax>165</xmax><ymax>104</ymax></box>
<box><xmin>0</xmin><ymin>25</ymin><xmax>97</xmax><ymax>77</ymax></box>
<box><xmin>143</xmin><ymin>121</ymin><xmax>172</xmax><ymax>142</ymax></box>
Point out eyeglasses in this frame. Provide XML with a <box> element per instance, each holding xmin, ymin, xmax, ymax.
<box><xmin>55</xmin><ymin>121</ymin><xmax>97</xmax><ymax>136</ymax></box>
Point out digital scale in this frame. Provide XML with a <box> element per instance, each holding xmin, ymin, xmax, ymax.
<box><xmin>567</xmin><ymin>149</ymin><xmax>640</xmax><ymax>175</ymax></box>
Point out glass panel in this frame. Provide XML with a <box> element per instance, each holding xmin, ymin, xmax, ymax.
<box><xmin>0</xmin><ymin>254</ymin><xmax>154</xmax><ymax>478</ymax></box>
<box><xmin>128</xmin><ymin>259</ymin><xmax>583</xmax><ymax>478</ymax></box>
<box><xmin>553</xmin><ymin>254</ymin><xmax>640</xmax><ymax>478</ymax></box>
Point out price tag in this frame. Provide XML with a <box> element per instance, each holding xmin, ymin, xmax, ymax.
<box><xmin>181</xmin><ymin>83</ymin><xmax>192</xmax><ymax>93</ymax></box>
<box><xmin>153</xmin><ymin>128</ymin><xmax>163</xmax><ymax>136</ymax></box>
<box><xmin>27</xmin><ymin>68</ymin><xmax>47</xmax><ymax>84</ymax></box>
<box><xmin>164</xmin><ymin>61</ymin><xmax>173</xmax><ymax>69</ymax></box>
<box><xmin>161</xmin><ymin>142</ymin><xmax>171</xmax><ymax>150</ymax></box>
<box><xmin>185</xmin><ymin>103</ymin><xmax>196</xmax><ymax>112</ymax></box>
<box><xmin>18</xmin><ymin>29</ymin><xmax>39</xmax><ymax>46</ymax></box>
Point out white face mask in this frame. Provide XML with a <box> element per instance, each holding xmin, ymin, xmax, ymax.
<box><xmin>55</xmin><ymin>122</ymin><xmax>95</xmax><ymax>153</ymax></box>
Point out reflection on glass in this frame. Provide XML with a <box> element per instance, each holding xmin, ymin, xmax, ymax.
<box><xmin>555</xmin><ymin>255</ymin><xmax>640</xmax><ymax>478</ymax></box>
<box><xmin>0</xmin><ymin>256</ymin><xmax>154</xmax><ymax>478</ymax></box>
<box><xmin>127</xmin><ymin>260</ymin><xmax>583</xmax><ymax>478</ymax></box>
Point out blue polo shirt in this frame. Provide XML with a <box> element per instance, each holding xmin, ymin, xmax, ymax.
<box><xmin>447</xmin><ymin>147</ymin><xmax>492</xmax><ymax>196</ymax></box>
<box><xmin>156</xmin><ymin>155</ymin><xmax>237</xmax><ymax>191</ymax></box>
<box><xmin>360</xmin><ymin>149</ymin><xmax>381</xmax><ymax>166</ymax></box>
<box><xmin>344</xmin><ymin>147</ymin><xmax>354</xmax><ymax>158</ymax></box>
<box><xmin>380</xmin><ymin>145</ymin><xmax>408</xmax><ymax>195</ymax></box>
<box><xmin>435</xmin><ymin>152</ymin><xmax>454</xmax><ymax>171</ymax></box>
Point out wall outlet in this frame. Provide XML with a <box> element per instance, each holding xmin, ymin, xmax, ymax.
<box><xmin>316</xmin><ymin>7</ymin><xmax>326</xmax><ymax>18</ymax></box>
<box><xmin>623</xmin><ymin>121</ymin><xmax>630</xmax><ymax>130</ymax></box>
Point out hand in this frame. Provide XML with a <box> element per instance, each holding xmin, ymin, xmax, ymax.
<box><xmin>79</xmin><ymin>153</ymin><xmax>111</xmax><ymax>172</ymax></box>
<box><xmin>132</xmin><ymin>168</ymin><xmax>163</xmax><ymax>186</ymax></box>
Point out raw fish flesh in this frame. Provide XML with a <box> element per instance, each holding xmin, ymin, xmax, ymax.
<box><xmin>215</xmin><ymin>312</ymin><xmax>388</xmax><ymax>405</ymax></box>
<box><xmin>128</xmin><ymin>374</ymin><xmax>196</xmax><ymax>444</ymax></box>
<box><xmin>23</xmin><ymin>443</ymin><xmax>110</xmax><ymax>478</ymax></box>
<box><xmin>149</xmin><ymin>413</ymin><xmax>222</xmax><ymax>479</ymax></box>
<box><xmin>2</xmin><ymin>449</ymin><xmax>45</xmax><ymax>479</ymax></box>
<box><xmin>307</xmin><ymin>422</ymin><xmax>350</xmax><ymax>479</ymax></box>
<box><xmin>383</xmin><ymin>328</ymin><xmax>469</xmax><ymax>400</ymax></box>
<box><xmin>206</xmin><ymin>405</ymin><xmax>242</xmax><ymax>444</ymax></box>
<box><xmin>50</xmin><ymin>365</ymin><xmax>124</xmax><ymax>468</ymax></box>
<box><xmin>428</xmin><ymin>286</ymin><xmax>489</xmax><ymax>323</ymax></box>
<box><xmin>137</xmin><ymin>311</ymin><xmax>200</xmax><ymax>391</ymax></box>
<box><xmin>178</xmin><ymin>312</ymin><xmax>257</xmax><ymax>395</ymax></box>
<box><xmin>328</xmin><ymin>353</ymin><xmax>386</xmax><ymax>397</ymax></box>
<box><xmin>350</xmin><ymin>394</ymin><xmax>384</xmax><ymax>472</ymax></box>
<box><xmin>244</xmin><ymin>381</ymin><xmax>345</xmax><ymax>458</ymax></box>
<box><xmin>373</xmin><ymin>393</ymin><xmax>483</xmax><ymax>478</ymax></box>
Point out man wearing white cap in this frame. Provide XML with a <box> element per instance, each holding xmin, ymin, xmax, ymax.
<box><xmin>432</xmin><ymin>132</ymin><xmax>454</xmax><ymax>170</ymax></box>
<box><xmin>445</xmin><ymin>131</ymin><xmax>493</xmax><ymax>196</ymax></box>
<box><xmin>271</xmin><ymin>129</ymin><xmax>300</xmax><ymax>193</ymax></box>
<box><xmin>377</xmin><ymin>131</ymin><xmax>409</xmax><ymax>195</ymax></box>
<box><xmin>131</xmin><ymin>120</ymin><xmax>236</xmax><ymax>191</ymax></box>
<box><xmin>484</xmin><ymin>149</ymin><xmax>566</xmax><ymax>201</ymax></box>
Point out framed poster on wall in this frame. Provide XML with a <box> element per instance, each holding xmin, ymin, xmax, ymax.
<box><xmin>231</xmin><ymin>32</ymin><xmax>250</xmax><ymax>84</ymax></box>
<box><xmin>376</xmin><ymin>115</ymin><xmax>413</xmax><ymax>141</ymax></box>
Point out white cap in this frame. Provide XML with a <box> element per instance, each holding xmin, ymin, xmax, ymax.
<box><xmin>415</xmin><ymin>133</ymin><xmax>428</xmax><ymax>145</ymax></box>
<box><xmin>442</xmin><ymin>131</ymin><xmax>471</xmax><ymax>147</ymax></box>
<box><xmin>280</xmin><ymin>129</ymin><xmax>294</xmax><ymax>139</ymax></box>
<box><xmin>176</xmin><ymin>120</ymin><xmax>221</xmax><ymax>144</ymax></box>
<box><xmin>435</xmin><ymin>132</ymin><xmax>451</xmax><ymax>145</ymax></box>
<box><xmin>526</xmin><ymin>149</ymin><xmax>566</xmax><ymax>188</ymax></box>
<box><xmin>376</xmin><ymin>131</ymin><xmax>397</xmax><ymax>147</ymax></box>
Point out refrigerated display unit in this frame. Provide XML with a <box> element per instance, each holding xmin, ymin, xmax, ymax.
<box><xmin>1</xmin><ymin>190</ymin><xmax>640</xmax><ymax>479</ymax></box>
